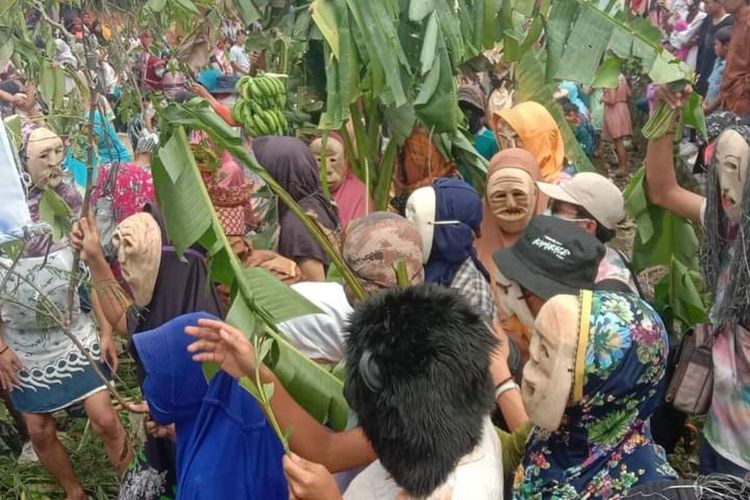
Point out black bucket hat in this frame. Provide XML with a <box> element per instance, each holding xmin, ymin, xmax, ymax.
<box><xmin>492</xmin><ymin>215</ymin><xmax>605</xmax><ymax>299</ymax></box>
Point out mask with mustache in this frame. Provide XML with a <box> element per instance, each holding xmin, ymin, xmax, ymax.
<box><xmin>486</xmin><ymin>167</ymin><xmax>537</xmax><ymax>234</ymax></box>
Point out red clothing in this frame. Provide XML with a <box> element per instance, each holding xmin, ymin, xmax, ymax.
<box><xmin>140</xmin><ymin>52</ymin><xmax>165</xmax><ymax>90</ymax></box>
<box><xmin>720</xmin><ymin>6</ymin><xmax>750</xmax><ymax>116</ymax></box>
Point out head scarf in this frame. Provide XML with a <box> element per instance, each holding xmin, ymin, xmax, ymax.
<box><xmin>253</xmin><ymin>136</ymin><xmax>340</xmax><ymax>264</ymax></box>
<box><xmin>476</xmin><ymin>148</ymin><xmax>546</xmax><ymax>279</ymax></box>
<box><xmin>426</xmin><ymin>178</ymin><xmax>489</xmax><ymax>286</ymax></box>
<box><xmin>90</xmin><ymin>162</ymin><xmax>155</xmax><ymax>225</ymax></box>
<box><xmin>327</xmin><ymin>132</ymin><xmax>373</xmax><ymax>229</ymax></box>
<box><xmin>515</xmin><ymin>291</ymin><xmax>676</xmax><ymax>498</ymax></box>
<box><xmin>558</xmin><ymin>81</ymin><xmax>589</xmax><ymax>119</ymax></box>
<box><xmin>399</xmin><ymin>125</ymin><xmax>457</xmax><ymax>194</ymax></box>
<box><xmin>342</xmin><ymin>212</ymin><xmax>424</xmax><ymax>294</ymax></box>
<box><xmin>493</xmin><ymin>101</ymin><xmax>565</xmax><ymax>182</ymax></box>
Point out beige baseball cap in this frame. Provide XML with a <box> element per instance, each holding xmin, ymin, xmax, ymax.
<box><xmin>536</xmin><ymin>173</ymin><xmax>626</xmax><ymax>230</ymax></box>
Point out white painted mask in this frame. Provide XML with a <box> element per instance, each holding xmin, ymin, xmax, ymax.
<box><xmin>405</xmin><ymin>186</ymin><xmax>437</xmax><ymax>263</ymax></box>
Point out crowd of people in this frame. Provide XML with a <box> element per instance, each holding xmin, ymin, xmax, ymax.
<box><xmin>0</xmin><ymin>1</ymin><xmax>749</xmax><ymax>499</ymax></box>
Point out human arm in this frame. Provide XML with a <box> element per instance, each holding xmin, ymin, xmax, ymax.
<box><xmin>0</xmin><ymin>322</ymin><xmax>23</xmax><ymax>392</ymax></box>
<box><xmin>298</xmin><ymin>259</ymin><xmax>326</xmax><ymax>282</ymax></box>
<box><xmin>0</xmin><ymin>88</ymin><xmax>25</xmax><ymax>106</ymax></box>
<box><xmin>283</xmin><ymin>453</ymin><xmax>344</xmax><ymax>500</ymax></box>
<box><xmin>185</xmin><ymin>319</ymin><xmax>376</xmax><ymax>472</ymax></box>
<box><xmin>191</xmin><ymin>83</ymin><xmax>238</xmax><ymax>127</ymax></box>
<box><xmin>644</xmin><ymin>85</ymin><xmax>704</xmax><ymax>224</ymax></box>
<box><xmin>496</xmin><ymin>421</ymin><xmax>533</xmax><ymax>475</ymax></box>
<box><xmin>70</xmin><ymin>216</ymin><xmax>131</xmax><ymax>334</ymax></box>
<box><xmin>489</xmin><ymin>320</ymin><xmax>529</xmax><ymax>432</ymax></box>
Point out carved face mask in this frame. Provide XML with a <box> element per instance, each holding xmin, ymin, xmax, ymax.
<box><xmin>113</xmin><ymin>213</ymin><xmax>163</xmax><ymax>307</ymax></box>
<box><xmin>25</xmin><ymin>128</ymin><xmax>65</xmax><ymax>189</ymax></box>
<box><xmin>405</xmin><ymin>186</ymin><xmax>437</xmax><ymax>263</ymax></box>
<box><xmin>494</xmin><ymin>268</ymin><xmax>535</xmax><ymax>329</ymax></box>
<box><xmin>522</xmin><ymin>294</ymin><xmax>578</xmax><ymax>431</ymax></box>
<box><xmin>716</xmin><ymin>129</ymin><xmax>750</xmax><ymax>222</ymax></box>
<box><xmin>309</xmin><ymin>137</ymin><xmax>346</xmax><ymax>191</ymax></box>
<box><xmin>486</xmin><ymin>168</ymin><xmax>536</xmax><ymax>234</ymax></box>
<box><xmin>495</xmin><ymin>119</ymin><xmax>520</xmax><ymax>150</ymax></box>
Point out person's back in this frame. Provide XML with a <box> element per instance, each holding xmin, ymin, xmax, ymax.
<box><xmin>720</xmin><ymin>0</ymin><xmax>750</xmax><ymax>115</ymax></box>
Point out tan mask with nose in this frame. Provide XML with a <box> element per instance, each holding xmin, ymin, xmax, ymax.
<box><xmin>716</xmin><ymin>129</ymin><xmax>750</xmax><ymax>222</ymax></box>
<box><xmin>486</xmin><ymin>167</ymin><xmax>537</xmax><ymax>234</ymax></box>
<box><xmin>113</xmin><ymin>213</ymin><xmax>162</xmax><ymax>307</ymax></box>
<box><xmin>309</xmin><ymin>137</ymin><xmax>346</xmax><ymax>191</ymax></box>
<box><xmin>25</xmin><ymin>128</ymin><xmax>65</xmax><ymax>190</ymax></box>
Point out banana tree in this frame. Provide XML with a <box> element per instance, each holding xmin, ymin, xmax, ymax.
<box><xmin>152</xmin><ymin>103</ymin><xmax>354</xmax><ymax>430</ymax></box>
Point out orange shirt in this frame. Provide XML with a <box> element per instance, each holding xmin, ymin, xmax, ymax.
<box><xmin>720</xmin><ymin>6</ymin><xmax>750</xmax><ymax>115</ymax></box>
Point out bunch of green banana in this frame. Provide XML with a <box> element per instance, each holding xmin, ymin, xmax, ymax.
<box><xmin>232</xmin><ymin>74</ymin><xmax>288</xmax><ymax>136</ymax></box>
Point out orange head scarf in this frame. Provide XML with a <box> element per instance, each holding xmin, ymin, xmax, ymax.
<box><xmin>492</xmin><ymin>101</ymin><xmax>565</xmax><ymax>182</ymax></box>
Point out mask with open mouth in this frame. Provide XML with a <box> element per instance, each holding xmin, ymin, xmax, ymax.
<box><xmin>486</xmin><ymin>167</ymin><xmax>537</xmax><ymax>234</ymax></box>
<box><xmin>25</xmin><ymin>127</ymin><xmax>66</xmax><ymax>190</ymax></box>
<box><xmin>716</xmin><ymin>129</ymin><xmax>750</xmax><ymax>223</ymax></box>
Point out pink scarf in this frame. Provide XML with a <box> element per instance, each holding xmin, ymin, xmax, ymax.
<box><xmin>328</xmin><ymin>132</ymin><xmax>373</xmax><ymax>229</ymax></box>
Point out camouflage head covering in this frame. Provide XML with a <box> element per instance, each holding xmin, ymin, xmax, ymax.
<box><xmin>343</xmin><ymin>212</ymin><xmax>424</xmax><ymax>294</ymax></box>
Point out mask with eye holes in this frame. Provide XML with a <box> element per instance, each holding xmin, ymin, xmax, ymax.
<box><xmin>494</xmin><ymin>268</ymin><xmax>535</xmax><ymax>329</ymax></box>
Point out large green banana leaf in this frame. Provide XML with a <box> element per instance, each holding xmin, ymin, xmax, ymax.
<box><xmin>153</xmin><ymin>123</ymin><xmax>351</xmax><ymax>430</ymax></box>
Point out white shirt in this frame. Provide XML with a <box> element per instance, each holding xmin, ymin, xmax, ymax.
<box><xmin>229</xmin><ymin>44</ymin><xmax>250</xmax><ymax>74</ymax></box>
<box><xmin>344</xmin><ymin>418</ymin><xmax>503</xmax><ymax>500</ymax></box>
<box><xmin>276</xmin><ymin>282</ymin><xmax>352</xmax><ymax>363</ymax></box>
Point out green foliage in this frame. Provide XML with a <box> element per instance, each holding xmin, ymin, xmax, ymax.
<box><xmin>38</xmin><ymin>189</ymin><xmax>73</xmax><ymax>242</ymax></box>
<box><xmin>624</xmin><ymin>168</ymin><xmax>707</xmax><ymax>332</ymax></box>
<box><xmin>153</xmin><ymin>108</ymin><xmax>352</xmax><ymax>429</ymax></box>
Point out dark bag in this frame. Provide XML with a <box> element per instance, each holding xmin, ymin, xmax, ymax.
<box><xmin>665</xmin><ymin>324</ymin><xmax>714</xmax><ymax>416</ymax></box>
<box><xmin>93</xmin><ymin>162</ymin><xmax>120</xmax><ymax>261</ymax></box>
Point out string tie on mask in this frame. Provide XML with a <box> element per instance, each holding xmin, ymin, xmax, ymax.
<box><xmin>359</xmin><ymin>350</ymin><xmax>383</xmax><ymax>393</ymax></box>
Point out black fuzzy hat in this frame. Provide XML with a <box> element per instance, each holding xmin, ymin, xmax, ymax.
<box><xmin>344</xmin><ymin>283</ymin><xmax>497</xmax><ymax>497</ymax></box>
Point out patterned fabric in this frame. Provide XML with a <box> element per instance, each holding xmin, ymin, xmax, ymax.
<box><xmin>0</xmin><ymin>247</ymin><xmax>105</xmax><ymax>413</ymax></box>
<box><xmin>704</xmin><ymin>244</ymin><xmax>750</xmax><ymax>470</ymax></box>
<box><xmin>25</xmin><ymin>182</ymin><xmax>82</xmax><ymax>257</ymax></box>
<box><xmin>91</xmin><ymin>162</ymin><xmax>155</xmax><ymax>225</ymax></box>
<box><xmin>342</xmin><ymin>212</ymin><xmax>424</xmax><ymax>294</ymax></box>
<box><xmin>514</xmin><ymin>291</ymin><xmax>676</xmax><ymax>499</ymax></box>
<box><xmin>450</xmin><ymin>257</ymin><xmax>497</xmax><ymax>324</ymax></box>
<box><xmin>595</xmin><ymin>247</ymin><xmax>638</xmax><ymax>295</ymax></box>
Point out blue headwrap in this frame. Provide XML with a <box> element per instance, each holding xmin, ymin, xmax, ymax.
<box><xmin>425</xmin><ymin>178</ymin><xmax>490</xmax><ymax>286</ymax></box>
<box><xmin>559</xmin><ymin>81</ymin><xmax>589</xmax><ymax>119</ymax></box>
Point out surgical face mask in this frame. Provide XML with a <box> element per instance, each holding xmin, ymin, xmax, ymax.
<box><xmin>716</xmin><ymin>129</ymin><xmax>750</xmax><ymax>223</ymax></box>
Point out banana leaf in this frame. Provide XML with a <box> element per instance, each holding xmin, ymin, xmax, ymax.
<box><xmin>555</xmin><ymin>6</ymin><xmax>614</xmax><ymax>84</ymax></box>
<box><xmin>152</xmin><ymin>125</ymin><xmax>350</xmax><ymax>430</ymax></box>
<box><xmin>515</xmin><ymin>49</ymin><xmax>596</xmax><ymax>173</ymax></box>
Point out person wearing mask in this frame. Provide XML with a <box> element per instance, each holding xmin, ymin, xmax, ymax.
<box><xmin>406</xmin><ymin>178</ymin><xmax>496</xmax><ymax>324</ymax></box>
<box><xmin>458</xmin><ymin>84</ymin><xmax>499</xmax><ymax>161</ymax></box>
<box><xmin>695</xmin><ymin>0</ymin><xmax>734</xmax><ymax>97</ymax></box>
<box><xmin>492</xmin><ymin>216</ymin><xmax>677</xmax><ymax>498</ymax></box>
<box><xmin>720</xmin><ymin>0</ymin><xmax>750</xmax><ymax>116</ymax></box>
<box><xmin>644</xmin><ymin>84</ymin><xmax>750</xmax><ymax>477</ymax></box>
<box><xmin>704</xmin><ymin>26</ymin><xmax>734</xmax><ymax>114</ymax></box>
<box><xmin>537</xmin><ymin>172</ymin><xmax>638</xmax><ymax>294</ymax></box>
<box><xmin>309</xmin><ymin>132</ymin><xmax>373</xmax><ymax>229</ymax></box>
<box><xmin>253</xmin><ymin>136</ymin><xmax>341</xmax><ymax>282</ymax></box>
<box><xmin>492</xmin><ymin>101</ymin><xmax>565</xmax><ymax>183</ymax></box>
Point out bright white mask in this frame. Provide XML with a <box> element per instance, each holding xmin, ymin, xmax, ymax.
<box><xmin>716</xmin><ymin>129</ymin><xmax>750</xmax><ymax>223</ymax></box>
<box><xmin>25</xmin><ymin>127</ymin><xmax>65</xmax><ymax>190</ymax></box>
<box><xmin>113</xmin><ymin>213</ymin><xmax>162</xmax><ymax>307</ymax></box>
<box><xmin>405</xmin><ymin>186</ymin><xmax>437</xmax><ymax>263</ymax></box>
